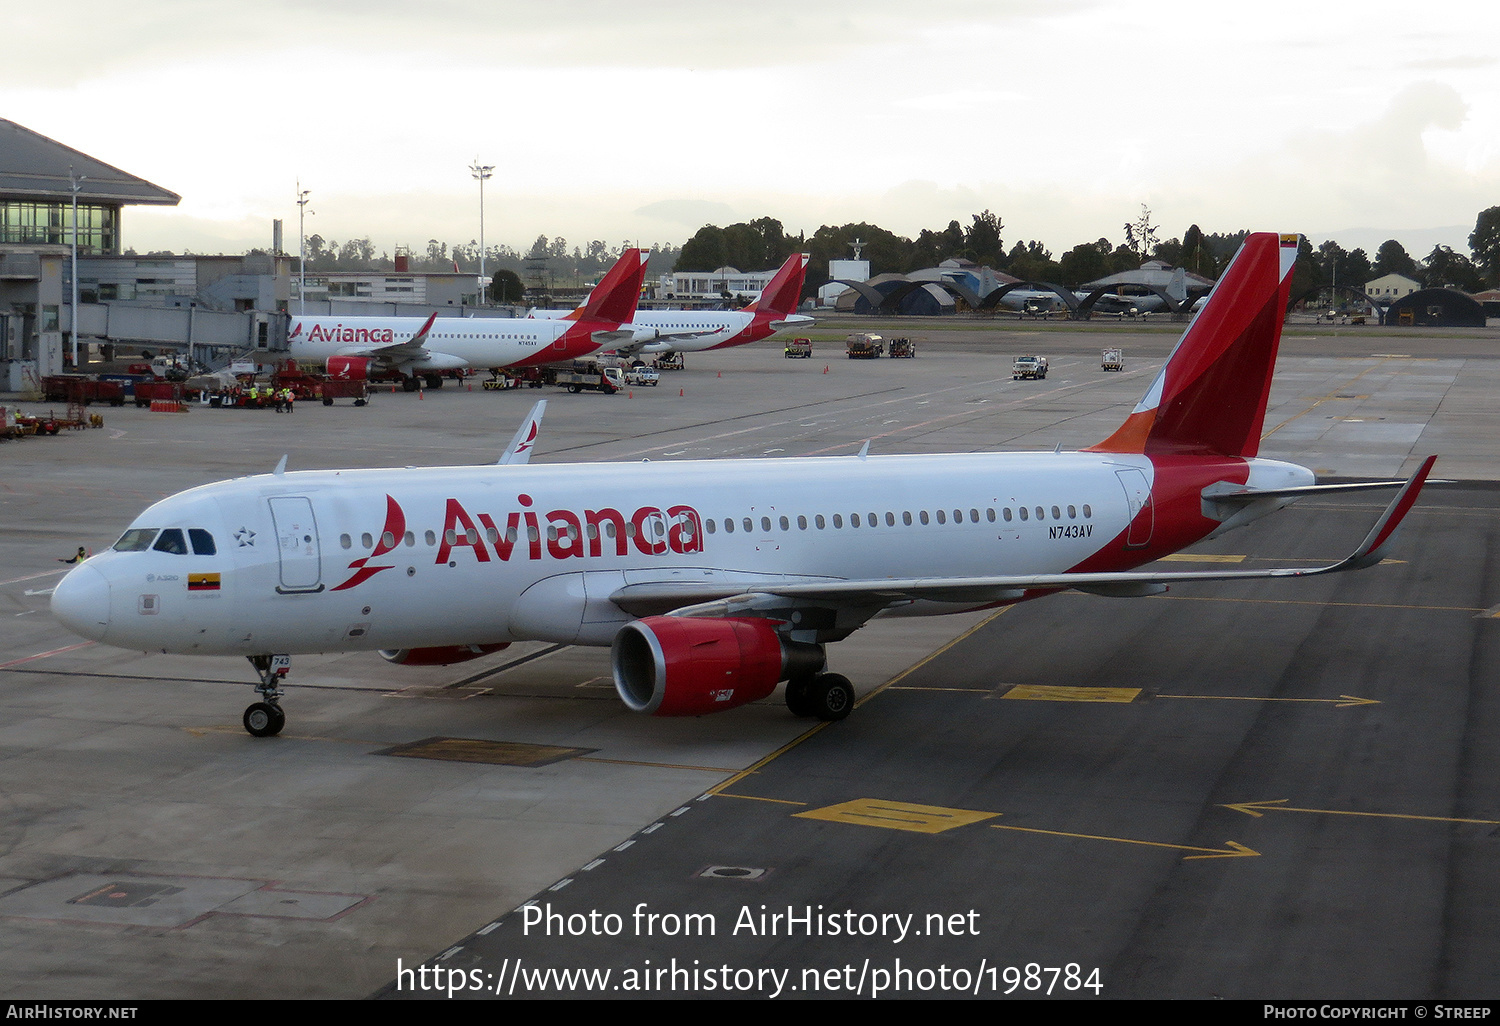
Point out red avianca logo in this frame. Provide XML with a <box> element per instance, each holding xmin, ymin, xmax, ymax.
<box><xmin>332</xmin><ymin>494</ymin><xmax>704</xmax><ymax>591</ymax></box>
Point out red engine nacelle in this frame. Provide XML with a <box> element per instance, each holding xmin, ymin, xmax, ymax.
<box><xmin>378</xmin><ymin>643</ymin><xmax>510</xmax><ymax>666</ymax></box>
<box><xmin>326</xmin><ymin>355</ymin><xmax>373</xmax><ymax>381</ymax></box>
<box><xmin>611</xmin><ymin>616</ymin><xmax>821</xmax><ymax>716</ymax></box>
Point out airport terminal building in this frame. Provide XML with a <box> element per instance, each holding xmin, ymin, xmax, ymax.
<box><xmin>0</xmin><ymin>118</ymin><xmax>179</xmax><ymax>388</ymax></box>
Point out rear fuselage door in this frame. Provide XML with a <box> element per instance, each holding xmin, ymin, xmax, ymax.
<box><xmin>1114</xmin><ymin>468</ymin><xmax>1154</xmax><ymax>548</ymax></box>
<box><xmin>268</xmin><ymin>496</ymin><xmax>323</xmax><ymax>592</ymax></box>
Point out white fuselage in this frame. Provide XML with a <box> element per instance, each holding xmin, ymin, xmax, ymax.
<box><xmin>51</xmin><ymin>451</ymin><xmax>1312</xmax><ymax>657</ymax></box>
<box><xmin>287</xmin><ymin>315</ymin><xmax>596</xmax><ymax>371</ymax></box>
<box><xmin>530</xmin><ymin>308</ymin><xmax>814</xmax><ymax>353</ymax></box>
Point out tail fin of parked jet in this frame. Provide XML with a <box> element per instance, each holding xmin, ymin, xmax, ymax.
<box><xmin>570</xmin><ymin>249</ymin><xmax>650</xmax><ymax>325</ymax></box>
<box><xmin>749</xmin><ymin>253</ymin><xmax>809</xmax><ymax>318</ymax></box>
<box><xmin>1086</xmin><ymin>232</ymin><xmax>1298</xmax><ymax>458</ymax></box>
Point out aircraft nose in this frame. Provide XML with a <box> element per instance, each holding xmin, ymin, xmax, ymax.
<box><xmin>51</xmin><ymin>563</ymin><xmax>111</xmax><ymax>642</ymax></box>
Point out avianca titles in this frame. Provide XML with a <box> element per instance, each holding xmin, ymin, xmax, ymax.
<box><xmin>530</xmin><ymin>252</ymin><xmax>814</xmax><ymax>354</ymax></box>
<box><xmin>52</xmin><ymin>233</ymin><xmax>1435</xmax><ymax>736</ymax></box>
<box><xmin>285</xmin><ymin>248</ymin><xmax>650</xmax><ymax>389</ymax></box>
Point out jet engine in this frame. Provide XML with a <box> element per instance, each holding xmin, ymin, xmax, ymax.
<box><xmin>611</xmin><ymin>616</ymin><xmax>823</xmax><ymax>716</ymax></box>
<box><xmin>326</xmin><ymin>355</ymin><xmax>372</xmax><ymax>381</ymax></box>
<box><xmin>378</xmin><ymin>643</ymin><xmax>510</xmax><ymax>666</ymax></box>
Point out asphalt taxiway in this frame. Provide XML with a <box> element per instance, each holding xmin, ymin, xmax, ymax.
<box><xmin>1</xmin><ymin>317</ymin><xmax>1495</xmax><ymax>999</ymax></box>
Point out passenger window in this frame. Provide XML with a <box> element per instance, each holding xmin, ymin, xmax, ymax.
<box><xmin>1051</xmin><ymin>507</ymin><xmax>1060</xmax><ymax>520</ymax></box>
<box><xmin>761</xmin><ymin>517</ymin><xmax>771</xmax><ymax>532</ymax></box>
<box><xmin>189</xmin><ymin>529</ymin><xmax>216</xmax><ymax>556</ymax></box>
<box><xmin>797</xmin><ymin>516</ymin><xmax>807</xmax><ymax>530</ymax></box>
<box><xmin>706</xmin><ymin>519</ymin><xmax>716</xmax><ymax>535</ymax></box>
<box><xmin>832</xmin><ymin>514</ymin><xmax>843</xmax><ymax>528</ymax></box>
<box><xmin>1019</xmin><ymin>507</ymin><xmax>1029</xmax><ymax>521</ymax></box>
<box><xmin>987</xmin><ymin>509</ymin><xmax>996</xmax><ymax>522</ymax></box>
<box><xmin>340</xmin><ymin>534</ymin><xmax>352</xmax><ymax>549</ymax></box>
<box><xmin>920</xmin><ymin>511</ymin><xmax>929</xmax><ymax>525</ymax></box>
<box><xmin>742</xmin><ymin>518</ymin><xmax>753</xmax><ymax>533</ymax></box>
<box><xmin>1003</xmin><ymin>508</ymin><xmax>1012</xmax><ymax>521</ymax></box>
<box><xmin>724</xmin><ymin>519</ymin><xmax>735</xmax><ymax>533</ymax></box>
<box><xmin>902</xmin><ymin>512</ymin><xmax>912</xmax><ymax>526</ymax></box>
<box><xmin>1035</xmin><ymin>507</ymin><xmax>1044</xmax><ymax>520</ymax></box>
<box><xmin>425</xmin><ymin>530</ymin><xmax>437</xmax><ymax>545</ymax></box>
<box><xmin>779</xmin><ymin>516</ymin><xmax>789</xmax><ymax>531</ymax></box>
<box><xmin>851</xmin><ymin>514</ymin><xmax>861</xmax><ymax>528</ymax></box>
<box><xmin>815</xmin><ymin>515</ymin><xmax>826</xmax><ymax>529</ymax></box>
<box><xmin>114</xmin><ymin>529</ymin><xmax>158</xmax><ymax>552</ymax></box>
<box><xmin>1083</xmin><ymin>504</ymin><xmax>1092</xmax><ymax>518</ymax></box>
<box><xmin>1067</xmin><ymin>506</ymin><xmax>1076</xmax><ymax>519</ymax></box>
<box><xmin>971</xmin><ymin>509</ymin><xmax>980</xmax><ymax>522</ymax></box>
<box><xmin>936</xmin><ymin>510</ymin><xmax>946</xmax><ymax>524</ymax></box>
<box><xmin>152</xmin><ymin>529</ymin><xmax>188</xmax><ymax>555</ymax></box>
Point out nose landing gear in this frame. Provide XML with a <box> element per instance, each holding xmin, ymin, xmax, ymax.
<box><xmin>244</xmin><ymin>654</ymin><xmax>290</xmax><ymax>737</ymax></box>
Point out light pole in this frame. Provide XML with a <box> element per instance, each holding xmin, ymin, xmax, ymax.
<box><xmin>69</xmin><ymin>166</ymin><xmax>84</xmax><ymax>368</ymax></box>
<box><xmin>296</xmin><ymin>181</ymin><xmax>312</xmax><ymax>311</ymax></box>
<box><xmin>469</xmin><ymin>159</ymin><xmax>493</xmax><ymax>303</ymax></box>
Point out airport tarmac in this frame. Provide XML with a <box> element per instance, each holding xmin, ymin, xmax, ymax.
<box><xmin>1</xmin><ymin>317</ymin><xmax>1496</xmax><ymax>999</ymax></box>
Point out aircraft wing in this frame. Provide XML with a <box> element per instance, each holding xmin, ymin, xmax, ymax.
<box><xmin>611</xmin><ymin>456</ymin><xmax>1436</xmax><ymax>618</ymax></box>
<box><xmin>336</xmin><ymin>312</ymin><xmax>441</xmax><ymax>361</ymax></box>
<box><xmin>652</xmin><ymin>328</ymin><xmax>721</xmax><ymax>341</ymax></box>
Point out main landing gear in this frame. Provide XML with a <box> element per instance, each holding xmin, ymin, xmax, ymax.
<box><xmin>784</xmin><ymin>673</ymin><xmax>855</xmax><ymax>721</ymax></box>
<box><xmin>243</xmin><ymin>654</ymin><xmax>289</xmax><ymax>737</ymax></box>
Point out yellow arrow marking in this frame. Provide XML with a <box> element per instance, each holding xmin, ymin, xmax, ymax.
<box><xmin>1222</xmin><ymin>799</ymin><xmax>1500</xmax><ymax>826</ymax></box>
<box><xmin>990</xmin><ymin>824</ymin><xmax>1258</xmax><ymax>860</ymax></box>
<box><xmin>1158</xmin><ymin>694</ymin><xmax>1379</xmax><ymax>708</ymax></box>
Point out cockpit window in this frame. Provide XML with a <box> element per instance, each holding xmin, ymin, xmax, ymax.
<box><xmin>152</xmin><ymin>529</ymin><xmax>188</xmax><ymax>555</ymax></box>
<box><xmin>188</xmin><ymin>529</ymin><xmax>216</xmax><ymax>556</ymax></box>
<box><xmin>114</xmin><ymin>529</ymin><xmax>158</xmax><ymax>552</ymax></box>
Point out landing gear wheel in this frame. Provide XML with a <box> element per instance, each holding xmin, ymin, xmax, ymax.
<box><xmin>785</xmin><ymin>677</ymin><xmax>815</xmax><ymax>718</ymax></box>
<box><xmin>243</xmin><ymin>702</ymin><xmax>285</xmax><ymax>737</ymax></box>
<box><xmin>425</xmin><ymin>374</ymin><xmax>444</xmax><ymax>390</ymax></box>
<box><xmin>402</xmin><ymin>376</ymin><xmax>419</xmax><ymax>392</ymax></box>
<box><xmin>808</xmin><ymin>673</ymin><xmax>854</xmax><ymax>721</ymax></box>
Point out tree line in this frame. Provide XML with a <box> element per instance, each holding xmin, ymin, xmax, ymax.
<box><xmin>674</xmin><ymin>206</ymin><xmax>1500</xmax><ymax>298</ymax></box>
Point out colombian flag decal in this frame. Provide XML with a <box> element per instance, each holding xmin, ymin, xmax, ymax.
<box><xmin>188</xmin><ymin>573</ymin><xmax>221</xmax><ymax>592</ymax></box>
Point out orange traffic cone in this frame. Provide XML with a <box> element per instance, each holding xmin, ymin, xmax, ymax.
<box><xmin>418</xmin><ymin>390</ymin><xmax>424</xmax><ymax>399</ymax></box>
<box><xmin>717</xmin><ymin>371</ymin><xmax>721</xmax><ymax>378</ymax></box>
<box><xmin>679</xmin><ymin>388</ymin><xmax>684</xmax><ymax>397</ymax></box>
<box><xmin>822</xmin><ymin>365</ymin><xmax>829</xmax><ymax>374</ymax></box>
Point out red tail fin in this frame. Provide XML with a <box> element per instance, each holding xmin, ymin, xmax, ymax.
<box><xmin>1086</xmin><ymin>232</ymin><xmax>1298</xmax><ymax>458</ymax></box>
<box><xmin>749</xmin><ymin>253</ymin><xmax>808</xmax><ymax>317</ymax></box>
<box><xmin>576</xmin><ymin>249</ymin><xmax>648</xmax><ymax>324</ymax></box>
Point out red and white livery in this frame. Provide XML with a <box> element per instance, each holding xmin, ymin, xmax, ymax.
<box><xmin>532</xmin><ymin>252</ymin><xmax>814</xmax><ymax>354</ymax></box>
<box><xmin>52</xmin><ymin>234</ymin><xmax>1434</xmax><ymax>736</ymax></box>
<box><xmin>285</xmin><ymin>249</ymin><xmax>651</xmax><ymax>389</ymax></box>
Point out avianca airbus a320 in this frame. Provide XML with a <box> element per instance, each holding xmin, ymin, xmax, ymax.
<box><xmin>285</xmin><ymin>249</ymin><xmax>650</xmax><ymax>390</ymax></box>
<box><xmin>530</xmin><ymin>252</ymin><xmax>814</xmax><ymax>355</ymax></box>
<box><xmin>52</xmin><ymin>233</ymin><xmax>1434</xmax><ymax>737</ymax></box>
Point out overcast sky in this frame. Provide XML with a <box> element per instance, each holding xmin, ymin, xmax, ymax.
<box><xmin>6</xmin><ymin>1</ymin><xmax>1498</xmax><ymax>261</ymax></box>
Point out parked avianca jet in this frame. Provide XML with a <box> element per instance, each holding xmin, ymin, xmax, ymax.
<box><xmin>530</xmin><ymin>252</ymin><xmax>814</xmax><ymax>354</ymax></box>
<box><xmin>284</xmin><ymin>249</ymin><xmax>650</xmax><ymax>390</ymax></box>
<box><xmin>52</xmin><ymin>234</ymin><xmax>1435</xmax><ymax>737</ymax></box>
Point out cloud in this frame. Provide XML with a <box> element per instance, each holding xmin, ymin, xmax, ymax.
<box><xmin>633</xmin><ymin>199</ymin><xmax>738</xmax><ymax>227</ymax></box>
